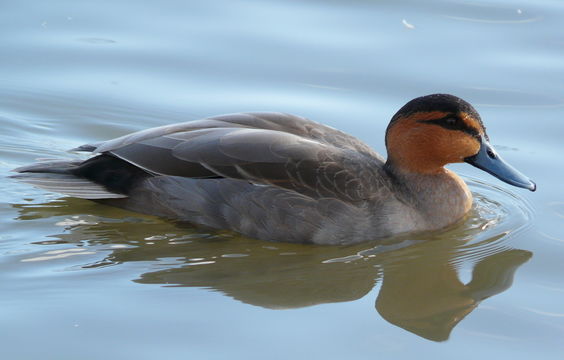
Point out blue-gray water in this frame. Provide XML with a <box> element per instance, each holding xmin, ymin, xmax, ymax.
<box><xmin>1</xmin><ymin>0</ymin><xmax>563</xmax><ymax>359</ymax></box>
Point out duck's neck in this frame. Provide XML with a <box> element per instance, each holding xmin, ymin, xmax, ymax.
<box><xmin>385</xmin><ymin>164</ymin><xmax>473</xmax><ymax>230</ymax></box>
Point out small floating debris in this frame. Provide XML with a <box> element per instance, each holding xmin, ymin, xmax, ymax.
<box><xmin>402</xmin><ymin>19</ymin><xmax>415</xmax><ymax>30</ymax></box>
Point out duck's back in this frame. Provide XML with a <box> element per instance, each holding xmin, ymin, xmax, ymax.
<box><xmin>80</xmin><ymin>112</ymin><xmax>380</xmax><ymax>157</ymax></box>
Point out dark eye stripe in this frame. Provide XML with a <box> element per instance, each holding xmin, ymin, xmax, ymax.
<box><xmin>418</xmin><ymin>115</ymin><xmax>480</xmax><ymax>137</ymax></box>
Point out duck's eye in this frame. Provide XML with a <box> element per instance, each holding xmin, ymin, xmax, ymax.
<box><xmin>445</xmin><ymin>118</ymin><xmax>458</xmax><ymax>126</ymax></box>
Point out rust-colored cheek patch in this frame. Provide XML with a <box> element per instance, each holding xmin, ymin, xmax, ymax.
<box><xmin>387</xmin><ymin>118</ymin><xmax>482</xmax><ymax>173</ymax></box>
<box><xmin>441</xmin><ymin>131</ymin><xmax>481</xmax><ymax>162</ymax></box>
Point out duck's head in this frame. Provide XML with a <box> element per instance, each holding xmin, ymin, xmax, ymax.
<box><xmin>385</xmin><ymin>94</ymin><xmax>536</xmax><ymax>191</ymax></box>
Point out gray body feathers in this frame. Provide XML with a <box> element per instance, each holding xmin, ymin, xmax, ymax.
<box><xmin>12</xmin><ymin>112</ymin><xmax>415</xmax><ymax>244</ymax></box>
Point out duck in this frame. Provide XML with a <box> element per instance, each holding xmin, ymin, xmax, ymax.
<box><xmin>12</xmin><ymin>94</ymin><xmax>536</xmax><ymax>245</ymax></box>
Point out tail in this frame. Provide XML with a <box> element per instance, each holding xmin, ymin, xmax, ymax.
<box><xmin>11</xmin><ymin>160</ymin><xmax>127</xmax><ymax>199</ymax></box>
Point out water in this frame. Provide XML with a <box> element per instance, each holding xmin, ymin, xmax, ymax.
<box><xmin>1</xmin><ymin>0</ymin><xmax>563</xmax><ymax>359</ymax></box>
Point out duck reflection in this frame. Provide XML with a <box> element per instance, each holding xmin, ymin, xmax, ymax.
<box><xmin>13</xmin><ymin>198</ymin><xmax>531</xmax><ymax>342</ymax></box>
<box><xmin>373</xmin><ymin>240</ymin><xmax>531</xmax><ymax>341</ymax></box>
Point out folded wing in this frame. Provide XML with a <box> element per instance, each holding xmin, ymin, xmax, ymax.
<box><xmin>77</xmin><ymin>112</ymin><xmax>387</xmax><ymax>202</ymax></box>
